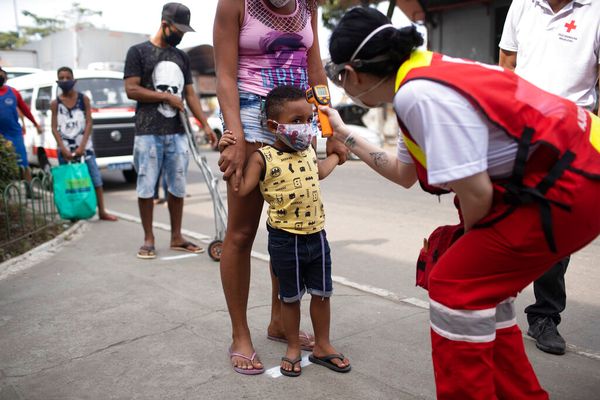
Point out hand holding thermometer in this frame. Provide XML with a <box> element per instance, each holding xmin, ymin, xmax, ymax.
<box><xmin>306</xmin><ymin>85</ymin><xmax>332</xmax><ymax>137</ymax></box>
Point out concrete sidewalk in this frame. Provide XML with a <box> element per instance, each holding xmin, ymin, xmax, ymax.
<box><xmin>0</xmin><ymin>219</ymin><xmax>598</xmax><ymax>400</ymax></box>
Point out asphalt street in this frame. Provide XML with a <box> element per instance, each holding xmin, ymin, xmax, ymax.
<box><xmin>0</xmin><ymin>146</ymin><xmax>599</xmax><ymax>399</ymax></box>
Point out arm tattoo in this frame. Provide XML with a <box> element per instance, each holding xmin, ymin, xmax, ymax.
<box><xmin>369</xmin><ymin>152</ymin><xmax>389</xmax><ymax>168</ymax></box>
<box><xmin>345</xmin><ymin>136</ymin><xmax>357</xmax><ymax>149</ymax></box>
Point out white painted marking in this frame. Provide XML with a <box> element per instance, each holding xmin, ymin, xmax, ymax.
<box><xmin>265</xmin><ymin>354</ymin><xmax>312</xmax><ymax>378</ymax></box>
<box><xmin>105</xmin><ymin>209</ymin><xmax>600</xmax><ymax>363</ymax></box>
<box><xmin>160</xmin><ymin>254</ymin><xmax>199</xmax><ymax>261</ymax></box>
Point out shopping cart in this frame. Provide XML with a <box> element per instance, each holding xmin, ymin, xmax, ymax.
<box><xmin>180</xmin><ymin>110</ymin><xmax>227</xmax><ymax>261</ymax></box>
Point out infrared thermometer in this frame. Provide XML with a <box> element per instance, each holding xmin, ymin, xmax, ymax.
<box><xmin>306</xmin><ymin>85</ymin><xmax>332</xmax><ymax>137</ymax></box>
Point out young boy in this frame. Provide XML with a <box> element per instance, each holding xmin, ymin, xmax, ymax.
<box><xmin>50</xmin><ymin>66</ymin><xmax>117</xmax><ymax>221</ymax></box>
<box><xmin>219</xmin><ymin>85</ymin><xmax>351</xmax><ymax>377</ymax></box>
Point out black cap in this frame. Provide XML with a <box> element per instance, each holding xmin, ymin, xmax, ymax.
<box><xmin>162</xmin><ymin>3</ymin><xmax>194</xmax><ymax>33</ymax></box>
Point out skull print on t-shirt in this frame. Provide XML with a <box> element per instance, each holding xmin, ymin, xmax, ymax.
<box><xmin>152</xmin><ymin>61</ymin><xmax>184</xmax><ymax>118</ymax></box>
<box><xmin>123</xmin><ymin>41</ymin><xmax>193</xmax><ymax>135</ymax></box>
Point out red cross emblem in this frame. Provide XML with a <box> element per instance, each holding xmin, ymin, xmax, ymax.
<box><xmin>565</xmin><ymin>20</ymin><xmax>577</xmax><ymax>33</ymax></box>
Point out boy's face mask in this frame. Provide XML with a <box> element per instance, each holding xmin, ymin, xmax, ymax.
<box><xmin>57</xmin><ymin>79</ymin><xmax>76</xmax><ymax>93</ymax></box>
<box><xmin>272</xmin><ymin>121</ymin><xmax>315</xmax><ymax>152</ymax></box>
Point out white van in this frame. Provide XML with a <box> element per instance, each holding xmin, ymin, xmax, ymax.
<box><xmin>9</xmin><ymin>69</ymin><xmax>137</xmax><ymax>182</ymax></box>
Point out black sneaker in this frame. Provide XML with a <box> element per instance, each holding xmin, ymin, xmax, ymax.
<box><xmin>527</xmin><ymin>317</ymin><xmax>566</xmax><ymax>355</ymax></box>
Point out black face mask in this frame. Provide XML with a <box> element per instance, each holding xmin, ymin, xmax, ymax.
<box><xmin>57</xmin><ymin>80</ymin><xmax>76</xmax><ymax>93</ymax></box>
<box><xmin>162</xmin><ymin>25</ymin><xmax>183</xmax><ymax>47</ymax></box>
<box><xmin>0</xmin><ymin>76</ymin><xmax>5</xmax><ymax>87</ymax></box>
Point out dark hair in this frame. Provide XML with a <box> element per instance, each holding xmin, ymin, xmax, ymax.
<box><xmin>57</xmin><ymin>66</ymin><xmax>74</xmax><ymax>77</ymax></box>
<box><xmin>264</xmin><ymin>85</ymin><xmax>306</xmax><ymax>120</ymax></box>
<box><xmin>329</xmin><ymin>7</ymin><xmax>424</xmax><ymax>77</ymax></box>
<box><xmin>0</xmin><ymin>67</ymin><xmax>6</xmax><ymax>76</ymax></box>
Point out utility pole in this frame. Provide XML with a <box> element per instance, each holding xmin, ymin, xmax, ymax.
<box><xmin>13</xmin><ymin>0</ymin><xmax>20</xmax><ymax>34</ymax></box>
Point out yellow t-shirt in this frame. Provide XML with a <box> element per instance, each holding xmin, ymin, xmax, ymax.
<box><xmin>258</xmin><ymin>146</ymin><xmax>325</xmax><ymax>234</ymax></box>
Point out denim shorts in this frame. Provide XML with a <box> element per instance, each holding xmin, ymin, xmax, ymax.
<box><xmin>133</xmin><ymin>134</ymin><xmax>189</xmax><ymax>199</ymax></box>
<box><xmin>58</xmin><ymin>149</ymin><xmax>103</xmax><ymax>188</ymax></box>
<box><xmin>267</xmin><ymin>224</ymin><xmax>333</xmax><ymax>303</ymax></box>
<box><xmin>220</xmin><ymin>91</ymin><xmax>276</xmax><ymax>145</ymax></box>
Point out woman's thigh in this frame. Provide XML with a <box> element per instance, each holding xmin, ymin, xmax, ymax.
<box><xmin>224</xmin><ymin>141</ymin><xmax>265</xmax><ymax>247</ymax></box>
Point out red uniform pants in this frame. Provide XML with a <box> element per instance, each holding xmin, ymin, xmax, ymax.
<box><xmin>428</xmin><ymin>168</ymin><xmax>600</xmax><ymax>399</ymax></box>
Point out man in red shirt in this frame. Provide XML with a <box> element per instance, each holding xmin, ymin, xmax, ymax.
<box><xmin>0</xmin><ymin>67</ymin><xmax>43</xmax><ymax>195</ymax></box>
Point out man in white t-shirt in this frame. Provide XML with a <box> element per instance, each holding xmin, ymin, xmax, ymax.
<box><xmin>499</xmin><ymin>0</ymin><xmax>600</xmax><ymax>356</ymax></box>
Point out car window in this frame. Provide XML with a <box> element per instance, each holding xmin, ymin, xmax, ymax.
<box><xmin>76</xmin><ymin>78</ymin><xmax>135</xmax><ymax>109</ymax></box>
<box><xmin>20</xmin><ymin>89</ymin><xmax>33</xmax><ymax>107</ymax></box>
<box><xmin>37</xmin><ymin>86</ymin><xmax>53</xmax><ymax>101</ymax></box>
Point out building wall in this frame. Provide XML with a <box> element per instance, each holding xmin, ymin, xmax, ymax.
<box><xmin>426</xmin><ymin>0</ymin><xmax>511</xmax><ymax>64</ymax></box>
<box><xmin>0</xmin><ymin>50</ymin><xmax>38</xmax><ymax>68</ymax></box>
<box><xmin>21</xmin><ymin>28</ymin><xmax>148</xmax><ymax>70</ymax></box>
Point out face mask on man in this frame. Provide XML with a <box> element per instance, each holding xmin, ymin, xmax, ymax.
<box><xmin>268</xmin><ymin>0</ymin><xmax>292</xmax><ymax>7</ymax></box>
<box><xmin>0</xmin><ymin>76</ymin><xmax>5</xmax><ymax>87</ymax></box>
<box><xmin>163</xmin><ymin>24</ymin><xmax>183</xmax><ymax>47</ymax></box>
<box><xmin>272</xmin><ymin>121</ymin><xmax>315</xmax><ymax>152</ymax></box>
<box><xmin>57</xmin><ymin>80</ymin><xmax>76</xmax><ymax>93</ymax></box>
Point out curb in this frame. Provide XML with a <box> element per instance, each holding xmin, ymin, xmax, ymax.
<box><xmin>0</xmin><ymin>220</ymin><xmax>87</xmax><ymax>281</ymax></box>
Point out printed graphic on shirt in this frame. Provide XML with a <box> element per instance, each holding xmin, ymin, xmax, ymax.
<box><xmin>123</xmin><ymin>41</ymin><xmax>192</xmax><ymax>135</ymax></box>
<box><xmin>152</xmin><ymin>61</ymin><xmax>184</xmax><ymax>118</ymax></box>
<box><xmin>3</xmin><ymin>97</ymin><xmax>14</xmax><ymax>106</ymax></box>
<box><xmin>57</xmin><ymin>102</ymin><xmax>85</xmax><ymax>140</ymax></box>
<box><xmin>259</xmin><ymin>146</ymin><xmax>324</xmax><ymax>234</ymax></box>
<box><xmin>257</xmin><ymin>32</ymin><xmax>308</xmax><ymax>89</ymax></box>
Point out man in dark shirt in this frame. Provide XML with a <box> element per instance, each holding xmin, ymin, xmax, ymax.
<box><xmin>124</xmin><ymin>2</ymin><xmax>215</xmax><ymax>259</ymax></box>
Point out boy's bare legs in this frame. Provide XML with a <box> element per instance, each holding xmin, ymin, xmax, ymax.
<box><xmin>280</xmin><ymin>300</ymin><xmax>302</xmax><ymax>374</ymax></box>
<box><xmin>95</xmin><ymin>187</ymin><xmax>117</xmax><ymax>221</ymax></box>
<box><xmin>268</xmin><ymin>269</ymin><xmax>316</xmax><ymax>348</ymax></box>
<box><xmin>138</xmin><ymin>198</ymin><xmax>155</xmax><ymax>248</ymax></box>
<box><xmin>310</xmin><ymin>297</ymin><xmax>350</xmax><ymax>368</ymax></box>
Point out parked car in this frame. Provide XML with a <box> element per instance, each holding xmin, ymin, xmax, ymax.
<box><xmin>315</xmin><ymin>104</ymin><xmax>383</xmax><ymax>160</ymax></box>
<box><xmin>9</xmin><ymin>70</ymin><xmax>138</xmax><ymax>182</ymax></box>
<box><xmin>3</xmin><ymin>66</ymin><xmax>43</xmax><ymax>81</ymax></box>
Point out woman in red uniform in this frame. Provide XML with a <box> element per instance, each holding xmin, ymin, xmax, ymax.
<box><xmin>321</xmin><ymin>7</ymin><xmax>600</xmax><ymax>400</ymax></box>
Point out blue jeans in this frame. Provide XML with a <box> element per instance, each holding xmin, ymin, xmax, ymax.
<box><xmin>133</xmin><ymin>134</ymin><xmax>189</xmax><ymax>199</ymax></box>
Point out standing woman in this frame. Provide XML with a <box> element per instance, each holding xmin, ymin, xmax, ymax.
<box><xmin>213</xmin><ymin>0</ymin><xmax>346</xmax><ymax>374</ymax></box>
<box><xmin>322</xmin><ymin>7</ymin><xmax>600</xmax><ymax>399</ymax></box>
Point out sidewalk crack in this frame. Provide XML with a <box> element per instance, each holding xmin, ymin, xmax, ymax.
<box><xmin>4</xmin><ymin>323</ymin><xmax>185</xmax><ymax>379</ymax></box>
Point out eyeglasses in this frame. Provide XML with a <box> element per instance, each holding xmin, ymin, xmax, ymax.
<box><xmin>325</xmin><ymin>55</ymin><xmax>392</xmax><ymax>87</ymax></box>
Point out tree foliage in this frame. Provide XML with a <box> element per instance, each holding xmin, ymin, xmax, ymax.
<box><xmin>0</xmin><ymin>2</ymin><xmax>102</xmax><ymax>50</ymax></box>
<box><xmin>321</xmin><ymin>0</ymin><xmax>396</xmax><ymax>30</ymax></box>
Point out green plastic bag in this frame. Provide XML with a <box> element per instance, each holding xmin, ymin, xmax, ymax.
<box><xmin>51</xmin><ymin>161</ymin><xmax>97</xmax><ymax>220</ymax></box>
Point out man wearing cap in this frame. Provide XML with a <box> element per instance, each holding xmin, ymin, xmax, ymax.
<box><xmin>124</xmin><ymin>2</ymin><xmax>216</xmax><ymax>259</ymax></box>
<box><xmin>499</xmin><ymin>0</ymin><xmax>600</xmax><ymax>356</ymax></box>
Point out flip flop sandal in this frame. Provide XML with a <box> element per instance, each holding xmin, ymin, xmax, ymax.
<box><xmin>280</xmin><ymin>356</ymin><xmax>302</xmax><ymax>377</ymax></box>
<box><xmin>228</xmin><ymin>348</ymin><xmax>264</xmax><ymax>375</ymax></box>
<box><xmin>170</xmin><ymin>241</ymin><xmax>205</xmax><ymax>254</ymax></box>
<box><xmin>308</xmin><ymin>353</ymin><xmax>351</xmax><ymax>373</ymax></box>
<box><xmin>267</xmin><ymin>330</ymin><xmax>315</xmax><ymax>351</ymax></box>
<box><xmin>137</xmin><ymin>245</ymin><xmax>156</xmax><ymax>259</ymax></box>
